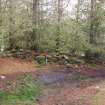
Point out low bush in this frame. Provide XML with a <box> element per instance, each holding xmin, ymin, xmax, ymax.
<box><xmin>35</xmin><ymin>55</ymin><xmax>46</xmax><ymax>65</ymax></box>
<box><xmin>0</xmin><ymin>75</ymin><xmax>42</xmax><ymax>105</ymax></box>
<box><xmin>85</xmin><ymin>47</ymin><xmax>105</xmax><ymax>60</ymax></box>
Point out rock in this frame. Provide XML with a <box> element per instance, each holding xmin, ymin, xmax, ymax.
<box><xmin>95</xmin><ymin>86</ymin><xmax>100</xmax><ymax>89</ymax></box>
<box><xmin>63</xmin><ymin>55</ymin><xmax>69</xmax><ymax>60</ymax></box>
<box><xmin>0</xmin><ymin>75</ymin><xmax>6</xmax><ymax>80</ymax></box>
<box><xmin>80</xmin><ymin>53</ymin><xmax>85</xmax><ymax>57</ymax></box>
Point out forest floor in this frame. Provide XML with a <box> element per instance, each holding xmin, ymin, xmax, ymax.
<box><xmin>0</xmin><ymin>57</ymin><xmax>105</xmax><ymax>105</ymax></box>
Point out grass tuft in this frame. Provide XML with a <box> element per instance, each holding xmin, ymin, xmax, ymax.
<box><xmin>0</xmin><ymin>75</ymin><xmax>42</xmax><ymax>105</ymax></box>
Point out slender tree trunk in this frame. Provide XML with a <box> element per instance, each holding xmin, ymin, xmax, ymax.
<box><xmin>0</xmin><ymin>0</ymin><xmax>1</xmax><ymax>22</ymax></box>
<box><xmin>90</xmin><ymin>0</ymin><xmax>96</xmax><ymax>44</ymax></box>
<box><xmin>76</xmin><ymin>0</ymin><xmax>80</xmax><ymax>23</ymax></box>
<box><xmin>8</xmin><ymin>0</ymin><xmax>15</xmax><ymax>49</ymax></box>
<box><xmin>0</xmin><ymin>0</ymin><xmax>3</xmax><ymax>52</ymax></box>
<box><xmin>56</xmin><ymin>0</ymin><xmax>63</xmax><ymax>53</ymax></box>
<box><xmin>0</xmin><ymin>0</ymin><xmax>2</xmax><ymax>31</ymax></box>
<box><xmin>0</xmin><ymin>0</ymin><xmax>2</xmax><ymax>34</ymax></box>
<box><xmin>32</xmin><ymin>0</ymin><xmax>40</xmax><ymax>51</ymax></box>
<box><xmin>75</xmin><ymin>0</ymin><xmax>80</xmax><ymax>37</ymax></box>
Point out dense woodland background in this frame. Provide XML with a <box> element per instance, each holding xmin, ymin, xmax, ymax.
<box><xmin>1</xmin><ymin>1</ymin><xmax>105</xmax><ymax>105</ymax></box>
<box><xmin>0</xmin><ymin>0</ymin><xmax>105</xmax><ymax>58</ymax></box>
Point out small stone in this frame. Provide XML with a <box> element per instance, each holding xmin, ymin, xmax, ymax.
<box><xmin>0</xmin><ymin>75</ymin><xmax>6</xmax><ymax>79</ymax></box>
<box><xmin>75</xmin><ymin>64</ymin><xmax>78</xmax><ymax>68</ymax></box>
<box><xmin>81</xmin><ymin>53</ymin><xmax>85</xmax><ymax>57</ymax></box>
<box><xmin>95</xmin><ymin>86</ymin><xmax>100</xmax><ymax>89</ymax></box>
<box><xmin>63</xmin><ymin>55</ymin><xmax>69</xmax><ymax>60</ymax></box>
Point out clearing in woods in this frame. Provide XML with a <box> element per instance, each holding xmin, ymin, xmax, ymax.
<box><xmin>0</xmin><ymin>57</ymin><xmax>105</xmax><ymax>105</ymax></box>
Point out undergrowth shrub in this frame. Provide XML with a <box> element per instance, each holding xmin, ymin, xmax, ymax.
<box><xmin>35</xmin><ymin>56</ymin><xmax>46</xmax><ymax>65</ymax></box>
<box><xmin>85</xmin><ymin>47</ymin><xmax>105</xmax><ymax>59</ymax></box>
<box><xmin>0</xmin><ymin>75</ymin><xmax>42</xmax><ymax>105</ymax></box>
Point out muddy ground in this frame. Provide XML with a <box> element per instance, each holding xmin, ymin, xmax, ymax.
<box><xmin>0</xmin><ymin>57</ymin><xmax>105</xmax><ymax>105</ymax></box>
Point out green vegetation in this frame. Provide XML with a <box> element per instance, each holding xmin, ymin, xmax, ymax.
<box><xmin>0</xmin><ymin>0</ymin><xmax>105</xmax><ymax>62</ymax></box>
<box><xmin>73</xmin><ymin>75</ymin><xmax>89</xmax><ymax>81</ymax></box>
<box><xmin>35</xmin><ymin>56</ymin><xmax>47</xmax><ymax>65</ymax></box>
<box><xmin>0</xmin><ymin>76</ymin><xmax>42</xmax><ymax>105</ymax></box>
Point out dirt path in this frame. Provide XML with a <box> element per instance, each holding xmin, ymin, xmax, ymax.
<box><xmin>37</xmin><ymin>72</ymin><xmax>105</xmax><ymax>105</ymax></box>
<box><xmin>1</xmin><ymin>57</ymin><xmax>105</xmax><ymax>105</ymax></box>
<box><xmin>0</xmin><ymin>57</ymin><xmax>37</xmax><ymax>74</ymax></box>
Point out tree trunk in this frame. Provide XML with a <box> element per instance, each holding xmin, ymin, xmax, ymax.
<box><xmin>8</xmin><ymin>0</ymin><xmax>15</xmax><ymax>49</ymax></box>
<box><xmin>0</xmin><ymin>0</ymin><xmax>2</xmax><ymax>31</ymax></box>
<box><xmin>76</xmin><ymin>0</ymin><xmax>80</xmax><ymax>23</ymax></box>
<box><xmin>32</xmin><ymin>0</ymin><xmax>39</xmax><ymax>51</ymax></box>
<box><xmin>90</xmin><ymin>0</ymin><xmax>96</xmax><ymax>44</ymax></box>
<box><xmin>0</xmin><ymin>0</ymin><xmax>3</xmax><ymax>52</ymax></box>
<box><xmin>56</xmin><ymin>0</ymin><xmax>63</xmax><ymax>53</ymax></box>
